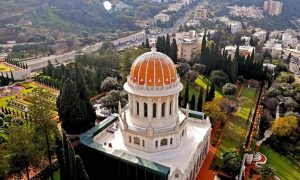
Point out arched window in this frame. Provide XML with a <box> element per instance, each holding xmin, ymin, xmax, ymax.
<box><xmin>155</xmin><ymin>141</ymin><xmax>158</xmax><ymax>147</ymax></box>
<box><xmin>169</xmin><ymin>101</ymin><xmax>172</xmax><ymax>115</ymax></box>
<box><xmin>153</xmin><ymin>103</ymin><xmax>157</xmax><ymax>118</ymax></box>
<box><xmin>129</xmin><ymin>136</ymin><xmax>131</xmax><ymax>143</ymax></box>
<box><xmin>136</xmin><ymin>101</ymin><xmax>139</xmax><ymax>115</ymax></box>
<box><xmin>170</xmin><ymin>138</ymin><xmax>173</xmax><ymax>145</ymax></box>
<box><xmin>160</xmin><ymin>138</ymin><xmax>168</xmax><ymax>146</ymax></box>
<box><xmin>134</xmin><ymin>137</ymin><xmax>140</xmax><ymax>145</ymax></box>
<box><xmin>162</xmin><ymin>102</ymin><xmax>165</xmax><ymax>117</ymax></box>
<box><xmin>142</xmin><ymin>140</ymin><xmax>145</xmax><ymax>147</ymax></box>
<box><xmin>144</xmin><ymin>103</ymin><xmax>148</xmax><ymax>117</ymax></box>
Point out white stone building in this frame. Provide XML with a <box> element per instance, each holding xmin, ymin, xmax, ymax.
<box><xmin>224</xmin><ymin>45</ymin><xmax>255</xmax><ymax>59</ymax></box>
<box><xmin>194</xmin><ymin>5</ymin><xmax>207</xmax><ymax>20</ymax></box>
<box><xmin>176</xmin><ymin>30</ymin><xmax>201</xmax><ymax>61</ymax></box>
<box><xmin>282</xmin><ymin>33</ymin><xmax>298</xmax><ymax>48</ymax></box>
<box><xmin>154</xmin><ymin>13</ymin><xmax>170</xmax><ymax>24</ymax></box>
<box><xmin>253</xmin><ymin>30</ymin><xmax>267</xmax><ymax>42</ymax></box>
<box><xmin>92</xmin><ymin>51</ymin><xmax>211</xmax><ymax>180</ymax></box>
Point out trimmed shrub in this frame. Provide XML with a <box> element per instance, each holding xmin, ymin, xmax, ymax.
<box><xmin>3</xmin><ymin>114</ymin><xmax>13</xmax><ymax>122</ymax></box>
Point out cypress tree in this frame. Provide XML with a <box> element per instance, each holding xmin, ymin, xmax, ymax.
<box><xmin>250</xmin><ymin>36</ymin><xmax>254</xmax><ymax>46</ymax></box>
<box><xmin>74</xmin><ymin>63</ymin><xmax>96</xmax><ymax>130</ymax></box>
<box><xmin>200</xmin><ymin>29</ymin><xmax>207</xmax><ymax>63</ymax></box>
<box><xmin>207</xmin><ymin>82</ymin><xmax>215</xmax><ymax>101</ymax></box>
<box><xmin>205</xmin><ymin>83</ymin><xmax>210</xmax><ymax>102</ymax></box>
<box><xmin>190</xmin><ymin>94</ymin><xmax>196</xmax><ymax>110</ymax></box>
<box><xmin>57</xmin><ymin>78</ymin><xmax>84</xmax><ymax>134</ymax></box>
<box><xmin>170</xmin><ymin>38</ymin><xmax>178</xmax><ymax>63</ymax></box>
<box><xmin>166</xmin><ymin>34</ymin><xmax>171</xmax><ymax>56</ymax></box>
<box><xmin>184</xmin><ymin>81</ymin><xmax>190</xmax><ymax>107</ymax></box>
<box><xmin>162</xmin><ymin>36</ymin><xmax>166</xmax><ymax>54</ymax></box>
<box><xmin>197</xmin><ymin>87</ymin><xmax>204</xmax><ymax>112</ymax></box>
<box><xmin>179</xmin><ymin>92</ymin><xmax>183</xmax><ymax>107</ymax></box>
<box><xmin>10</xmin><ymin>70</ymin><xmax>14</xmax><ymax>82</ymax></box>
<box><xmin>156</xmin><ymin>37</ymin><xmax>161</xmax><ymax>52</ymax></box>
<box><xmin>145</xmin><ymin>38</ymin><xmax>150</xmax><ymax>48</ymax></box>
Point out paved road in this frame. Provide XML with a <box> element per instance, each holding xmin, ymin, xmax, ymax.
<box><xmin>24</xmin><ymin>1</ymin><xmax>200</xmax><ymax>71</ymax></box>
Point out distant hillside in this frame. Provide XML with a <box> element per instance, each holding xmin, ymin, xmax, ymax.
<box><xmin>212</xmin><ymin>0</ymin><xmax>300</xmax><ymax>30</ymax></box>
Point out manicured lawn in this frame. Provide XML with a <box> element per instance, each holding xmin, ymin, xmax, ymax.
<box><xmin>211</xmin><ymin>86</ymin><xmax>259</xmax><ymax>169</ymax></box>
<box><xmin>195</xmin><ymin>76</ymin><xmax>223</xmax><ymax>98</ymax></box>
<box><xmin>260</xmin><ymin>145</ymin><xmax>300</xmax><ymax>180</ymax></box>
<box><xmin>181</xmin><ymin>75</ymin><xmax>223</xmax><ymax>107</ymax></box>
<box><xmin>0</xmin><ymin>63</ymin><xmax>14</xmax><ymax>72</ymax></box>
<box><xmin>47</xmin><ymin>170</ymin><xmax>60</xmax><ymax>180</ymax></box>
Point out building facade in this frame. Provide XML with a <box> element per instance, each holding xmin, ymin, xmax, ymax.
<box><xmin>224</xmin><ymin>45</ymin><xmax>255</xmax><ymax>59</ymax></box>
<box><xmin>176</xmin><ymin>30</ymin><xmax>201</xmax><ymax>61</ymax></box>
<box><xmin>264</xmin><ymin>0</ymin><xmax>282</xmax><ymax>16</ymax></box>
<box><xmin>154</xmin><ymin>13</ymin><xmax>170</xmax><ymax>24</ymax></box>
<box><xmin>253</xmin><ymin>31</ymin><xmax>267</xmax><ymax>42</ymax></box>
<box><xmin>80</xmin><ymin>51</ymin><xmax>211</xmax><ymax>180</ymax></box>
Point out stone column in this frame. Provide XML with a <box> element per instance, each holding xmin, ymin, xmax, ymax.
<box><xmin>148</xmin><ymin>98</ymin><xmax>152</xmax><ymax>121</ymax></box>
<box><xmin>128</xmin><ymin>94</ymin><xmax>133</xmax><ymax>113</ymax></box>
<box><xmin>172</xmin><ymin>95</ymin><xmax>176</xmax><ymax>116</ymax></box>
<box><xmin>133</xmin><ymin>95</ymin><xmax>137</xmax><ymax>115</ymax></box>
<box><xmin>157</xmin><ymin>98</ymin><xmax>162</xmax><ymax>119</ymax></box>
<box><xmin>139</xmin><ymin>99</ymin><xmax>144</xmax><ymax>119</ymax></box>
<box><xmin>166</xmin><ymin>97</ymin><xmax>170</xmax><ymax>119</ymax></box>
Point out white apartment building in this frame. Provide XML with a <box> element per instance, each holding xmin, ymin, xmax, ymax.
<box><xmin>253</xmin><ymin>30</ymin><xmax>267</xmax><ymax>42</ymax></box>
<box><xmin>282</xmin><ymin>33</ymin><xmax>298</xmax><ymax>49</ymax></box>
<box><xmin>264</xmin><ymin>0</ymin><xmax>283</xmax><ymax>16</ymax></box>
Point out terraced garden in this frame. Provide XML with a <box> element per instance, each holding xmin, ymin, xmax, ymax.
<box><xmin>211</xmin><ymin>85</ymin><xmax>260</xmax><ymax>169</ymax></box>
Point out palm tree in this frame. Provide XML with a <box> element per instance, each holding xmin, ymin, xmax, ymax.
<box><xmin>258</xmin><ymin>164</ymin><xmax>277</xmax><ymax>180</ymax></box>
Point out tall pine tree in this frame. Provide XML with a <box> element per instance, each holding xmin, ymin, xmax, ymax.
<box><xmin>197</xmin><ymin>87</ymin><xmax>204</xmax><ymax>112</ymax></box>
<box><xmin>166</xmin><ymin>34</ymin><xmax>171</xmax><ymax>56</ymax></box>
<box><xmin>184</xmin><ymin>81</ymin><xmax>190</xmax><ymax>108</ymax></box>
<box><xmin>170</xmin><ymin>38</ymin><xmax>178</xmax><ymax>63</ymax></box>
<box><xmin>145</xmin><ymin>38</ymin><xmax>150</xmax><ymax>48</ymax></box>
<box><xmin>200</xmin><ymin>29</ymin><xmax>207</xmax><ymax>63</ymax></box>
<box><xmin>74</xmin><ymin>63</ymin><xmax>96</xmax><ymax>131</ymax></box>
<box><xmin>57</xmin><ymin>78</ymin><xmax>85</xmax><ymax>134</ymax></box>
<box><xmin>190</xmin><ymin>94</ymin><xmax>196</xmax><ymax>110</ymax></box>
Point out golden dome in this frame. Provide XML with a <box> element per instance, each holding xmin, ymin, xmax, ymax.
<box><xmin>129</xmin><ymin>51</ymin><xmax>177</xmax><ymax>87</ymax></box>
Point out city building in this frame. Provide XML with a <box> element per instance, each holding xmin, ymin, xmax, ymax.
<box><xmin>271</xmin><ymin>44</ymin><xmax>283</xmax><ymax>59</ymax></box>
<box><xmin>228</xmin><ymin>5</ymin><xmax>264</xmax><ymax>19</ymax></box>
<box><xmin>253</xmin><ymin>30</ymin><xmax>267</xmax><ymax>42</ymax></box>
<box><xmin>263</xmin><ymin>0</ymin><xmax>283</xmax><ymax>16</ymax></box>
<box><xmin>264</xmin><ymin>39</ymin><xmax>283</xmax><ymax>59</ymax></box>
<box><xmin>218</xmin><ymin>17</ymin><xmax>242</xmax><ymax>34</ymax></box>
<box><xmin>135</xmin><ymin>19</ymin><xmax>154</xmax><ymax>28</ymax></box>
<box><xmin>224</xmin><ymin>45</ymin><xmax>255</xmax><ymax>59</ymax></box>
<box><xmin>187</xmin><ymin>20</ymin><xmax>200</xmax><ymax>27</ymax></box>
<box><xmin>241</xmin><ymin>36</ymin><xmax>251</xmax><ymax>46</ymax></box>
<box><xmin>154</xmin><ymin>13</ymin><xmax>170</xmax><ymax>24</ymax></box>
<box><xmin>168</xmin><ymin>3</ymin><xmax>184</xmax><ymax>12</ymax></box>
<box><xmin>176</xmin><ymin>30</ymin><xmax>201</xmax><ymax>61</ymax></box>
<box><xmin>79</xmin><ymin>51</ymin><xmax>211</xmax><ymax>180</ymax></box>
<box><xmin>282</xmin><ymin>33</ymin><xmax>298</xmax><ymax>48</ymax></box>
<box><xmin>194</xmin><ymin>5</ymin><xmax>207</xmax><ymax>20</ymax></box>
